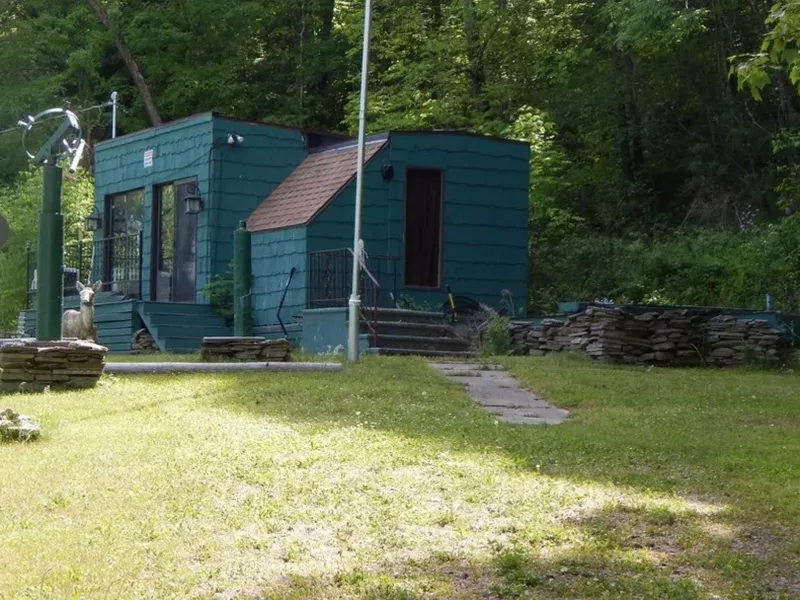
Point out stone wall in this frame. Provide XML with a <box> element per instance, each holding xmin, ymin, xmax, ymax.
<box><xmin>0</xmin><ymin>339</ymin><xmax>107</xmax><ymax>392</ymax></box>
<box><xmin>512</xmin><ymin>306</ymin><xmax>786</xmax><ymax>367</ymax></box>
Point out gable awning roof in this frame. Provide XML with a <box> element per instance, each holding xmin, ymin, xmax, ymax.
<box><xmin>246</xmin><ymin>135</ymin><xmax>389</xmax><ymax>233</ymax></box>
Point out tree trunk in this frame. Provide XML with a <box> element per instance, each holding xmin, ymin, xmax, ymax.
<box><xmin>460</xmin><ymin>0</ymin><xmax>486</xmax><ymax>100</ymax></box>
<box><xmin>613</xmin><ymin>48</ymin><xmax>644</xmax><ymax>183</ymax></box>
<box><xmin>84</xmin><ymin>0</ymin><xmax>162</xmax><ymax>126</ymax></box>
<box><xmin>320</xmin><ymin>0</ymin><xmax>335</xmax><ymax>39</ymax></box>
<box><xmin>430</xmin><ymin>0</ymin><xmax>443</xmax><ymax>30</ymax></box>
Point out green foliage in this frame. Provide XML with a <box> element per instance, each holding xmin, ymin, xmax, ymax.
<box><xmin>530</xmin><ymin>215</ymin><xmax>800</xmax><ymax>314</ymax></box>
<box><xmin>200</xmin><ymin>266</ymin><xmax>234</xmax><ymax>327</ymax></box>
<box><xmin>396</xmin><ymin>294</ymin><xmax>435</xmax><ymax>312</ymax></box>
<box><xmin>481</xmin><ymin>314</ymin><xmax>512</xmax><ymax>356</ymax></box>
<box><xmin>732</xmin><ymin>1</ymin><xmax>800</xmax><ymax>101</ymax></box>
<box><xmin>0</xmin><ymin>168</ymin><xmax>94</xmax><ymax>331</ymax></box>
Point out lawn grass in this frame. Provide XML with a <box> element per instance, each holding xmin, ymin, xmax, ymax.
<box><xmin>1</xmin><ymin>355</ymin><xmax>798</xmax><ymax>599</ymax></box>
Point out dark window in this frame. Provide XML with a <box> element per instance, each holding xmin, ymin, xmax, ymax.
<box><xmin>404</xmin><ymin>168</ymin><xmax>443</xmax><ymax>288</ymax></box>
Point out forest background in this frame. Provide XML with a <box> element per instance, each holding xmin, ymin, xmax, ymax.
<box><xmin>2</xmin><ymin>0</ymin><xmax>800</xmax><ymax>329</ymax></box>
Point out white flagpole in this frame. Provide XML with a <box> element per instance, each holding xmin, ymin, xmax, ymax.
<box><xmin>347</xmin><ymin>0</ymin><xmax>374</xmax><ymax>362</ymax></box>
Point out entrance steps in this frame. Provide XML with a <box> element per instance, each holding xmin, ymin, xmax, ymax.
<box><xmin>360</xmin><ymin>308</ymin><xmax>474</xmax><ymax>357</ymax></box>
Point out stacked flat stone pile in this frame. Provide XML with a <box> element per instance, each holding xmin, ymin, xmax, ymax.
<box><xmin>509</xmin><ymin>306</ymin><xmax>785</xmax><ymax>368</ymax></box>
<box><xmin>566</xmin><ymin>307</ymin><xmax>650</xmax><ymax>363</ymax></box>
<box><xmin>131</xmin><ymin>328</ymin><xmax>158</xmax><ymax>354</ymax></box>
<box><xmin>509</xmin><ymin>322</ymin><xmax>533</xmax><ymax>353</ymax></box>
<box><xmin>706</xmin><ymin>316</ymin><xmax>782</xmax><ymax>366</ymax></box>
<box><xmin>636</xmin><ymin>310</ymin><xmax>705</xmax><ymax>366</ymax></box>
<box><xmin>0</xmin><ymin>339</ymin><xmax>107</xmax><ymax>393</ymax></box>
<box><xmin>200</xmin><ymin>337</ymin><xmax>291</xmax><ymax>362</ymax></box>
<box><xmin>526</xmin><ymin>319</ymin><xmax>569</xmax><ymax>356</ymax></box>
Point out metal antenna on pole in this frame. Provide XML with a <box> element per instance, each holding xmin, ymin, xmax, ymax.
<box><xmin>21</xmin><ymin>107</ymin><xmax>87</xmax><ymax>341</ymax></box>
<box><xmin>347</xmin><ymin>0</ymin><xmax>374</xmax><ymax>362</ymax></box>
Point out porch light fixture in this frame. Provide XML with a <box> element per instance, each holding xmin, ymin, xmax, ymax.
<box><xmin>84</xmin><ymin>208</ymin><xmax>102</xmax><ymax>232</ymax></box>
<box><xmin>183</xmin><ymin>185</ymin><xmax>204</xmax><ymax>215</ymax></box>
<box><xmin>227</xmin><ymin>133</ymin><xmax>244</xmax><ymax>146</ymax></box>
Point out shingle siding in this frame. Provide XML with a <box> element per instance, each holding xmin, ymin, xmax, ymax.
<box><xmin>250</xmin><ymin>227</ymin><xmax>307</xmax><ymax>327</ymax></box>
<box><xmin>209</xmin><ymin>118</ymin><xmax>306</xmax><ymax>280</ymax></box>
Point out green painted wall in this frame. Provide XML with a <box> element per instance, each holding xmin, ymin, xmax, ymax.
<box><xmin>307</xmin><ymin>133</ymin><xmax>530</xmax><ymax>315</ymax></box>
<box><xmin>209</xmin><ymin>118</ymin><xmax>306</xmax><ymax>279</ymax></box>
<box><xmin>250</xmin><ymin>227</ymin><xmax>307</xmax><ymax>327</ymax></box>
<box><xmin>93</xmin><ymin>114</ymin><xmax>307</xmax><ymax>303</ymax></box>
<box><xmin>300</xmin><ymin>308</ymin><xmax>370</xmax><ymax>355</ymax></box>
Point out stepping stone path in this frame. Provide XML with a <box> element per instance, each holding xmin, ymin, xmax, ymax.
<box><xmin>429</xmin><ymin>362</ymin><xmax>569</xmax><ymax>425</ymax></box>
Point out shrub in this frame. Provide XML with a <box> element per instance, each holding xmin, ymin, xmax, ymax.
<box><xmin>201</xmin><ymin>267</ymin><xmax>234</xmax><ymax>327</ymax></box>
<box><xmin>482</xmin><ymin>314</ymin><xmax>512</xmax><ymax>356</ymax></box>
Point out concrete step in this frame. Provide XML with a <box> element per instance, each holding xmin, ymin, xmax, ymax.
<box><xmin>360</xmin><ymin>320</ymin><xmax>460</xmax><ymax>338</ymax></box>
<box><xmin>361</xmin><ymin>308</ymin><xmax>447</xmax><ymax>325</ymax></box>
<box><xmin>371</xmin><ymin>334</ymin><xmax>471</xmax><ymax>353</ymax></box>
<box><xmin>146</xmin><ymin>312</ymin><xmax>228</xmax><ymax>328</ymax></box>
<box><xmin>366</xmin><ymin>347</ymin><xmax>477</xmax><ymax>358</ymax></box>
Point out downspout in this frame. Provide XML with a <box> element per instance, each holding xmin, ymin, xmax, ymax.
<box><xmin>233</xmin><ymin>220</ymin><xmax>252</xmax><ymax>336</ymax></box>
<box><xmin>206</xmin><ymin>139</ymin><xmax>218</xmax><ymax>291</ymax></box>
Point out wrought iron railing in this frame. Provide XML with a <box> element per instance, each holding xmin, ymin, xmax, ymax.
<box><xmin>307</xmin><ymin>249</ymin><xmax>400</xmax><ymax>309</ymax></box>
<box><xmin>25</xmin><ymin>232</ymin><xmax>143</xmax><ymax>309</ymax></box>
<box><xmin>307</xmin><ymin>248</ymin><xmax>401</xmax><ymax>346</ymax></box>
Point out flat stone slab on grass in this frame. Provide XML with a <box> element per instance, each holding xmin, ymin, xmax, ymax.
<box><xmin>429</xmin><ymin>361</ymin><xmax>569</xmax><ymax>425</ymax></box>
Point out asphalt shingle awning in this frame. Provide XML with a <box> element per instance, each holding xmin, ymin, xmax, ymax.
<box><xmin>246</xmin><ymin>135</ymin><xmax>388</xmax><ymax>233</ymax></box>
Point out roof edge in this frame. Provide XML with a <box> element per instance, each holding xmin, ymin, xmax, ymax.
<box><xmin>308</xmin><ymin>133</ymin><xmax>389</xmax><ymax>155</ymax></box>
<box><xmin>96</xmin><ymin>111</ymin><xmax>351</xmax><ymax>149</ymax></box>
<box><xmin>95</xmin><ymin>112</ymin><xmax>215</xmax><ymax>148</ymax></box>
<box><xmin>388</xmin><ymin>129</ymin><xmax>530</xmax><ymax>147</ymax></box>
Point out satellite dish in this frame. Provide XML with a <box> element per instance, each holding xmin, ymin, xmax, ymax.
<box><xmin>0</xmin><ymin>214</ymin><xmax>9</xmax><ymax>250</ymax></box>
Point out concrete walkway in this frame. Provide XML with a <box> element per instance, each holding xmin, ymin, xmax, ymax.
<box><xmin>429</xmin><ymin>362</ymin><xmax>569</xmax><ymax>425</ymax></box>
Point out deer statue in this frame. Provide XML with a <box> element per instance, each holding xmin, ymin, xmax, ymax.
<box><xmin>62</xmin><ymin>280</ymin><xmax>102</xmax><ymax>342</ymax></box>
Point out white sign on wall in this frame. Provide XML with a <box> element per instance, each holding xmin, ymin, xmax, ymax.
<box><xmin>143</xmin><ymin>149</ymin><xmax>154</xmax><ymax>168</ymax></box>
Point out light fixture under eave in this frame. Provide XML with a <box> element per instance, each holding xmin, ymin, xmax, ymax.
<box><xmin>84</xmin><ymin>209</ymin><xmax>102</xmax><ymax>232</ymax></box>
<box><xmin>183</xmin><ymin>188</ymin><xmax>204</xmax><ymax>215</ymax></box>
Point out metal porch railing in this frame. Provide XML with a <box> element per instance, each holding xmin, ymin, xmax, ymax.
<box><xmin>25</xmin><ymin>232</ymin><xmax>143</xmax><ymax>309</ymax></box>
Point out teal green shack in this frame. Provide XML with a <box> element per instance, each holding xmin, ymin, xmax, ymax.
<box><xmin>20</xmin><ymin>113</ymin><xmax>529</xmax><ymax>354</ymax></box>
<box><xmin>246</xmin><ymin>131</ymin><xmax>531</xmax><ymax>334</ymax></box>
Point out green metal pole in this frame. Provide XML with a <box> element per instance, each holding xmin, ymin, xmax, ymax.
<box><xmin>233</xmin><ymin>220</ymin><xmax>252</xmax><ymax>336</ymax></box>
<box><xmin>36</xmin><ymin>163</ymin><xmax>64</xmax><ymax>341</ymax></box>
